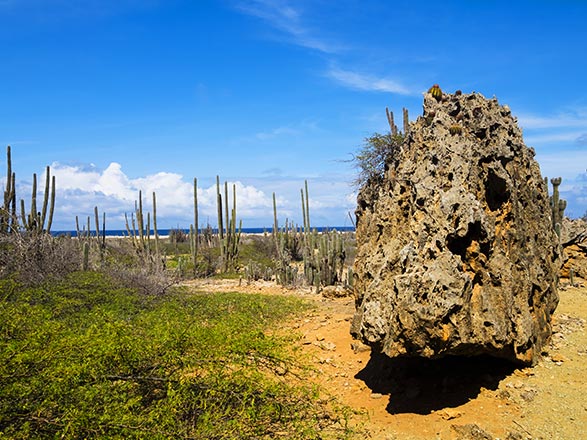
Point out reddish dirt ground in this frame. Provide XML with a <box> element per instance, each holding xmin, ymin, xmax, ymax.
<box><xmin>187</xmin><ymin>278</ymin><xmax>587</xmax><ymax>440</ymax></box>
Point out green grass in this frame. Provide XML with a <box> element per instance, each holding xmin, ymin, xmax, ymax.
<box><xmin>0</xmin><ymin>272</ymin><xmax>351</xmax><ymax>439</ymax></box>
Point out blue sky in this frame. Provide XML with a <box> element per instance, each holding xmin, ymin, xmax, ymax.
<box><xmin>1</xmin><ymin>0</ymin><xmax>586</xmax><ymax>230</ymax></box>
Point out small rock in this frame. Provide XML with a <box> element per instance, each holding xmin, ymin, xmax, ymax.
<box><xmin>351</xmin><ymin>341</ymin><xmax>371</xmax><ymax>353</ymax></box>
<box><xmin>440</xmin><ymin>408</ymin><xmax>462</xmax><ymax>420</ymax></box>
<box><xmin>550</xmin><ymin>353</ymin><xmax>566</xmax><ymax>363</ymax></box>
<box><xmin>314</xmin><ymin>341</ymin><xmax>337</xmax><ymax>351</ymax></box>
<box><xmin>506</xmin><ymin>381</ymin><xmax>524</xmax><ymax>389</ymax></box>
<box><xmin>519</xmin><ymin>387</ymin><xmax>538</xmax><ymax>402</ymax></box>
<box><xmin>451</xmin><ymin>423</ymin><xmax>493</xmax><ymax>440</ymax></box>
<box><xmin>321</xmin><ymin>285</ymin><xmax>350</xmax><ymax>298</ymax></box>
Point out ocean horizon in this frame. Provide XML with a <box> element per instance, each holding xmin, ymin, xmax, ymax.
<box><xmin>52</xmin><ymin>226</ymin><xmax>355</xmax><ymax>238</ymax></box>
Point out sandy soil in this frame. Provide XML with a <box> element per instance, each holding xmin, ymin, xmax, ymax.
<box><xmin>186</xmin><ymin>278</ymin><xmax>587</xmax><ymax>440</ymax></box>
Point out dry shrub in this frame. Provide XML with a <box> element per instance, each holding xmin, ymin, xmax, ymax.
<box><xmin>0</xmin><ymin>233</ymin><xmax>81</xmax><ymax>285</ymax></box>
<box><xmin>98</xmin><ymin>238</ymin><xmax>179</xmax><ymax>295</ymax></box>
<box><xmin>0</xmin><ymin>233</ymin><xmax>177</xmax><ymax>295</ymax></box>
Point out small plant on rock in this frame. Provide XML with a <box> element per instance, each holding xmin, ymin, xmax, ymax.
<box><xmin>352</xmin><ymin>132</ymin><xmax>404</xmax><ymax>188</ymax></box>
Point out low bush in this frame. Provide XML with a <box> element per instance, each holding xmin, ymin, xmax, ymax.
<box><xmin>0</xmin><ymin>272</ymin><xmax>350</xmax><ymax>439</ymax></box>
<box><xmin>0</xmin><ymin>233</ymin><xmax>81</xmax><ymax>286</ymax></box>
<box><xmin>352</xmin><ymin>132</ymin><xmax>404</xmax><ymax>188</ymax></box>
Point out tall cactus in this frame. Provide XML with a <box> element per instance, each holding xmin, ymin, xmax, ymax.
<box><xmin>216</xmin><ymin>177</ymin><xmax>241</xmax><ymax>272</ymax></box>
<box><xmin>304</xmin><ymin>180</ymin><xmax>310</xmax><ymax>233</ymax></box>
<box><xmin>2</xmin><ymin>146</ymin><xmax>55</xmax><ymax>234</ymax></box>
<box><xmin>216</xmin><ymin>176</ymin><xmax>224</xmax><ymax>260</ymax></box>
<box><xmin>82</xmin><ymin>241</ymin><xmax>90</xmax><ymax>271</ymax></box>
<box><xmin>1</xmin><ymin>146</ymin><xmax>16</xmax><ymax>233</ymax></box>
<box><xmin>402</xmin><ymin>107</ymin><xmax>409</xmax><ymax>135</ymax></box>
<box><xmin>550</xmin><ymin>177</ymin><xmax>566</xmax><ymax>236</ymax></box>
<box><xmin>271</xmin><ymin>179</ymin><xmax>350</xmax><ymax>290</ymax></box>
<box><xmin>386</xmin><ymin>107</ymin><xmax>398</xmax><ymax>136</ymax></box>
<box><xmin>189</xmin><ymin>178</ymin><xmax>199</xmax><ymax>276</ymax></box>
<box><xmin>123</xmin><ymin>190</ymin><xmax>161</xmax><ymax>268</ymax></box>
<box><xmin>19</xmin><ymin>166</ymin><xmax>56</xmax><ymax>234</ymax></box>
<box><xmin>152</xmin><ymin>191</ymin><xmax>160</xmax><ymax>261</ymax></box>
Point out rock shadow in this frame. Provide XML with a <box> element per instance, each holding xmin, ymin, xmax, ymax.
<box><xmin>355</xmin><ymin>351</ymin><xmax>518</xmax><ymax>414</ymax></box>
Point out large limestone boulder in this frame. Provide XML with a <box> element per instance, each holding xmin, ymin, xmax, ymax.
<box><xmin>560</xmin><ymin>217</ymin><xmax>587</xmax><ymax>278</ymax></box>
<box><xmin>351</xmin><ymin>89</ymin><xmax>561</xmax><ymax>365</ymax></box>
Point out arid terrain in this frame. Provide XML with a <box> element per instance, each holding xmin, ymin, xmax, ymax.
<box><xmin>188</xmin><ymin>278</ymin><xmax>587</xmax><ymax>440</ymax></box>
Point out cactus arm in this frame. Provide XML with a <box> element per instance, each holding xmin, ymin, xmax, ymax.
<box><xmin>46</xmin><ymin>175</ymin><xmax>55</xmax><ymax>234</ymax></box>
<box><xmin>40</xmin><ymin>166</ymin><xmax>50</xmax><ymax>230</ymax></box>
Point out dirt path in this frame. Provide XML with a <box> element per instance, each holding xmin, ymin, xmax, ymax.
<box><xmin>187</xmin><ymin>278</ymin><xmax>587</xmax><ymax>440</ymax></box>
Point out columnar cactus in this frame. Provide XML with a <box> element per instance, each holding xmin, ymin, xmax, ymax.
<box><xmin>19</xmin><ymin>166</ymin><xmax>56</xmax><ymax>234</ymax></box>
<box><xmin>2</xmin><ymin>146</ymin><xmax>55</xmax><ymax>234</ymax></box>
<box><xmin>152</xmin><ymin>191</ymin><xmax>160</xmax><ymax>260</ymax></box>
<box><xmin>272</xmin><ymin>180</ymin><xmax>351</xmax><ymax>290</ymax></box>
<box><xmin>403</xmin><ymin>107</ymin><xmax>409</xmax><ymax>135</ymax></box>
<box><xmin>549</xmin><ymin>177</ymin><xmax>566</xmax><ymax>236</ymax></box>
<box><xmin>216</xmin><ymin>177</ymin><xmax>241</xmax><ymax>272</ymax></box>
<box><xmin>82</xmin><ymin>241</ymin><xmax>90</xmax><ymax>271</ymax></box>
<box><xmin>386</xmin><ymin>107</ymin><xmax>398</xmax><ymax>136</ymax></box>
<box><xmin>1</xmin><ymin>146</ymin><xmax>16</xmax><ymax>233</ymax></box>
<box><xmin>189</xmin><ymin>178</ymin><xmax>199</xmax><ymax>276</ymax></box>
<box><xmin>216</xmin><ymin>176</ymin><xmax>224</xmax><ymax>259</ymax></box>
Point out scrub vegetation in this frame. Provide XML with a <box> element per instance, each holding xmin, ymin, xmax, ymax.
<box><xmin>0</xmin><ymin>146</ymin><xmax>355</xmax><ymax>439</ymax></box>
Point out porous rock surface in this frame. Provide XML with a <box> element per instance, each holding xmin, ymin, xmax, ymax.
<box><xmin>560</xmin><ymin>217</ymin><xmax>587</xmax><ymax>278</ymax></box>
<box><xmin>351</xmin><ymin>90</ymin><xmax>561</xmax><ymax>365</ymax></box>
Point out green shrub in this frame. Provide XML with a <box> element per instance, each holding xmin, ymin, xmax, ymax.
<box><xmin>0</xmin><ymin>272</ymin><xmax>349</xmax><ymax>439</ymax></box>
<box><xmin>352</xmin><ymin>132</ymin><xmax>404</xmax><ymax>187</ymax></box>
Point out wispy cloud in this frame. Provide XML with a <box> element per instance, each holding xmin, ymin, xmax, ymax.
<box><xmin>232</xmin><ymin>1</ymin><xmax>420</xmax><ymax>99</ymax></box>
<box><xmin>535</xmin><ymin>150</ymin><xmax>587</xmax><ymax>179</ymax></box>
<box><xmin>325</xmin><ymin>67</ymin><xmax>415</xmax><ymax>95</ymax></box>
<box><xmin>234</xmin><ymin>0</ymin><xmax>342</xmax><ymax>53</ymax></box>
<box><xmin>232</xmin><ymin>120</ymin><xmax>318</xmax><ymax>145</ymax></box>
<box><xmin>524</xmin><ymin>130</ymin><xmax>587</xmax><ymax>146</ymax></box>
<box><xmin>255</xmin><ymin>126</ymin><xmax>299</xmax><ymax>140</ymax></box>
<box><xmin>517</xmin><ymin>107</ymin><xmax>587</xmax><ymax>151</ymax></box>
<box><xmin>518</xmin><ymin>108</ymin><xmax>587</xmax><ymax>129</ymax></box>
<box><xmin>576</xmin><ymin>133</ymin><xmax>587</xmax><ymax>146</ymax></box>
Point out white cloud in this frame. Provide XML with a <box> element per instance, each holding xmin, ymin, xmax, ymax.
<box><xmin>46</xmin><ymin>162</ymin><xmax>279</xmax><ymax>227</ymax></box>
<box><xmin>524</xmin><ymin>130</ymin><xmax>587</xmax><ymax>146</ymax></box>
<box><xmin>96</xmin><ymin>163</ymin><xmax>134</xmax><ymax>200</ymax></box>
<box><xmin>518</xmin><ymin>107</ymin><xmax>587</xmax><ymax>150</ymax></box>
<box><xmin>28</xmin><ymin>162</ymin><xmax>356</xmax><ymax>230</ymax></box>
<box><xmin>535</xmin><ymin>150</ymin><xmax>587</xmax><ymax>180</ymax></box>
<box><xmin>518</xmin><ymin>110</ymin><xmax>587</xmax><ymax>130</ymax></box>
<box><xmin>234</xmin><ymin>0</ymin><xmax>341</xmax><ymax>53</ymax></box>
<box><xmin>325</xmin><ymin>67</ymin><xmax>415</xmax><ymax>95</ymax></box>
